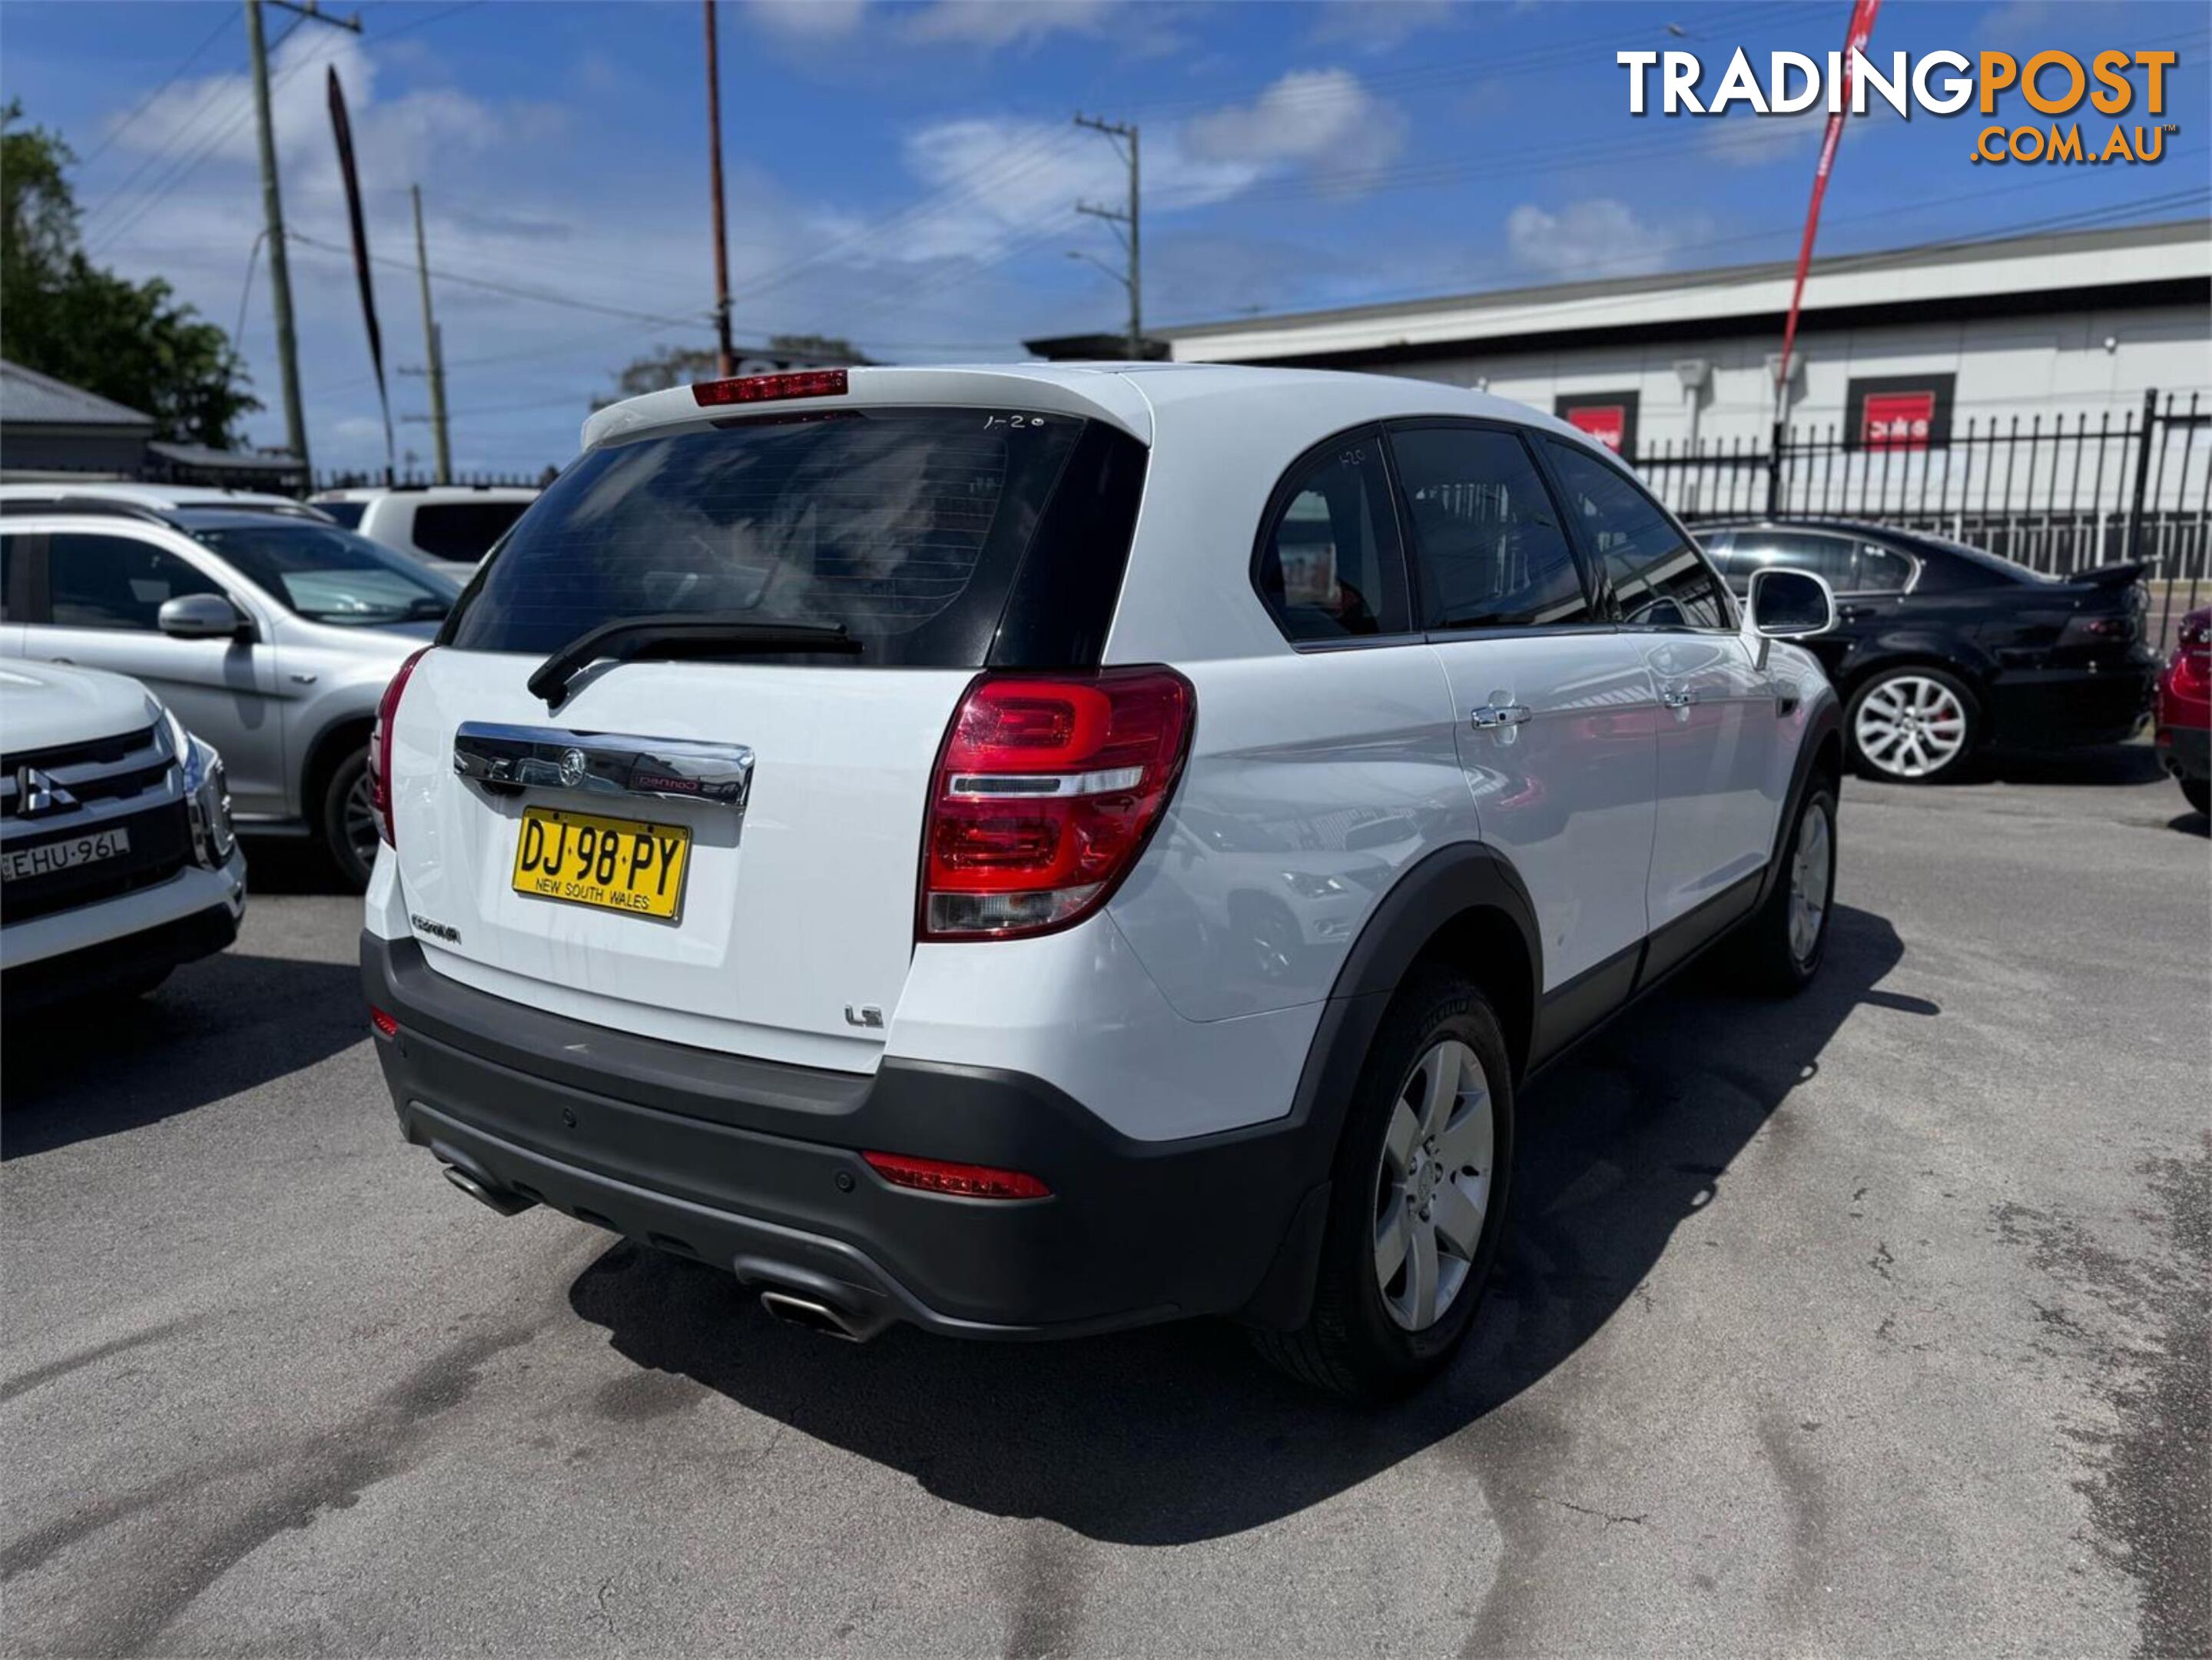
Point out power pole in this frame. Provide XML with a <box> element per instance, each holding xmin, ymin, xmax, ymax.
<box><xmin>244</xmin><ymin>0</ymin><xmax>361</xmax><ymax>483</ymax></box>
<box><xmin>1073</xmin><ymin>113</ymin><xmax>1140</xmax><ymax>358</ymax></box>
<box><xmin>703</xmin><ymin>0</ymin><xmax>735</xmax><ymax>378</ymax></box>
<box><xmin>410</xmin><ymin>184</ymin><xmax>451</xmax><ymax>483</ymax></box>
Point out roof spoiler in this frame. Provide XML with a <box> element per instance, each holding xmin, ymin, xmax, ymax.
<box><xmin>2068</xmin><ymin>560</ymin><xmax>2146</xmax><ymax>588</ymax></box>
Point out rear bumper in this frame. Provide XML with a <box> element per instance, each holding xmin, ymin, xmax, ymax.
<box><xmin>2156</xmin><ymin>721</ymin><xmax>2210</xmax><ymax>782</ymax></box>
<box><xmin>361</xmin><ymin>934</ymin><xmax>1328</xmax><ymax>1339</ymax></box>
<box><xmin>1987</xmin><ymin>664</ymin><xmax>2155</xmax><ymax>750</ymax></box>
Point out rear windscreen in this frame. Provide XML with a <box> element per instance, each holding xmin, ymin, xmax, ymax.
<box><xmin>443</xmin><ymin>408</ymin><xmax>1090</xmax><ymax>666</ymax></box>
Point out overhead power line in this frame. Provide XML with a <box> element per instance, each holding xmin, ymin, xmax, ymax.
<box><xmin>78</xmin><ymin>9</ymin><xmax>240</xmax><ymax>168</ymax></box>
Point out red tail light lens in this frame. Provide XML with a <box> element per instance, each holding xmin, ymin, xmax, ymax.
<box><xmin>370</xmin><ymin>1008</ymin><xmax>400</xmax><ymax>1040</ymax></box>
<box><xmin>862</xmin><ymin>1150</ymin><xmax>1050</xmax><ymax>1200</ymax></box>
<box><xmin>370</xmin><ymin>646</ymin><xmax>430</xmax><ymax>850</ymax></box>
<box><xmin>691</xmin><ymin>369</ymin><xmax>848</xmax><ymax>407</ymax></box>
<box><xmin>920</xmin><ymin>667</ymin><xmax>1193</xmax><ymax>940</ymax></box>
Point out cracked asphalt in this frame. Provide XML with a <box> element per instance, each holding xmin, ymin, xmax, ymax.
<box><xmin>3</xmin><ymin>747</ymin><xmax>2207</xmax><ymax>1658</ymax></box>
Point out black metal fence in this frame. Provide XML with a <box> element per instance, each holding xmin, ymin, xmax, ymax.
<box><xmin>1637</xmin><ymin>389</ymin><xmax>2210</xmax><ymax>651</ymax></box>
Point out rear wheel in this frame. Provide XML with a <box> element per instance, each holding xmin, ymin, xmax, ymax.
<box><xmin>1734</xmin><ymin>784</ymin><xmax>1837</xmax><ymax>994</ymax></box>
<box><xmin>1847</xmin><ymin>668</ymin><xmax>1978</xmax><ymax>783</ymax></box>
<box><xmin>320</xmin><ymin>746</ymin><xmax>378</xmax><ymax>891</ymax></box>
<box><xmin>1253</xmin><ymin>968</ymin><xmax>1515</xmax><ymax>1400</ymax></box>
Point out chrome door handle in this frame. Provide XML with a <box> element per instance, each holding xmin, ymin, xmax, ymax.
<box><xmin>1470</xmin><ymin>703</ymin><xmax>1531</xmax><ymax>729</ymax></box>
<box><xmin>1660</xmin><ymin>686</ymin><xmax>1696</xmax><ymax>709</ymax></box>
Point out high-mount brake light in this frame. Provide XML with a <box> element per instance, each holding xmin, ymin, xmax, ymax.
<box><xmin>370</xmin><ymin>646</ymin><xmax>431</xmax><ymax>850</ymax></box>
<box><xmin>691</xmin><ymin>369</ymin><xmax>849</xmax><ymax>407</ymax></box>
<box><xmin>918</xmin><ymin>668</ymin><xmax>1193</xmax><ymax>941</ymax></box>
<box><xmin>862</xmin><ymin>1150</ymin><xmax>1050</xmax><ymax>1201</ymax></box>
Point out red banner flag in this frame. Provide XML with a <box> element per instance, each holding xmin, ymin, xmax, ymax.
<box><xmin>1775</xmin><ymin>0</ymin><xmax>1882</xmax><ymax>410</ymax></box>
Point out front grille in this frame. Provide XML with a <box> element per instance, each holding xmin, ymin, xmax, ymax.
<box><xmin>0</xmin><ymin>799</ymin><xmax>195</xmax><ymax>925</ymax></box>
<box><xmin>0</xmin><ymin>724</ymin><xmax>174</xmax><ymax>822</ymax></box>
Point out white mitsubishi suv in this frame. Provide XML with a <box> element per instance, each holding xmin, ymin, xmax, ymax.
<box><xmin>363</xmin><ymin>364</ymin><xmax>1842</xmax><ymax>1397</ymax></box>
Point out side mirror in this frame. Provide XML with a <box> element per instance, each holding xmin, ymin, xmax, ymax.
<box><xmin>1746</xmin><ymin>568</ymin><xmax>1836</xmax><ymax>639</ymax></box>
<box><xmin>158</xmin><ymin>593</ymin><xmax>250</xmax><ymax>641</ymax></box>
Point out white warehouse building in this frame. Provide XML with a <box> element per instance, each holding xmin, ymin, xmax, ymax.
<box><xmin>1030</xmin><ymin>219</ymin><xmax>2212</xmax><ymax>553</ymax></box>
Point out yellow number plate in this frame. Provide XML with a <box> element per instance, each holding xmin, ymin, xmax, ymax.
<box><xmin>511</xmin><ymin>805</ymin><xmax>692</xmax><ymax>921</ymax></box>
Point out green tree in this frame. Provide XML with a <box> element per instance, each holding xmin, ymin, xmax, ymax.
<box><xmin>2</xmin><ymin>101</ymin><xmax>259</xmax><ymax>448</ymax></box>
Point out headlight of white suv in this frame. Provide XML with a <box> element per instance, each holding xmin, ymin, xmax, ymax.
<box><xmin>164</xmin><ymin>707</ymin><xmax>237</xmax><ymax>866</ymax></box>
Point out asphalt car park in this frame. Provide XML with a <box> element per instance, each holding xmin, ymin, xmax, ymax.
<box><xmin>2</xmin><ymin>752</ymin><xmax>2205</xmax><ymax>1658</ymax></box>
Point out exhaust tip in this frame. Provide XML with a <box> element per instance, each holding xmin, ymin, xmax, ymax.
<box><xmin>441</xmin><ymin>1163</ymin><xmax>537</xmax><ymax>1217</ymax></box>
<box><xmin>759</xmin><ymin>1290</ymin><xmax>863</xmax><ymax>1341</ymax></box>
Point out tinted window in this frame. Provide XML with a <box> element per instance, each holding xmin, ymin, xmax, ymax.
<box><xmin>446</xmin><ymin>408</ymin><xmax>1086</xmax><ymax>666</ymax></box>
<box><xmin>1255</xmin><ymin>434</ymin><xmax>1408</xmax><ymax>642</ymax></box>
<box><xmin>1855</xmin><ymin>543</ymin><xmax>1914</xmax><ymax>591</ymax></box>
<box><xmin>181</xmin><ymin>520</ymin><xmax>459</xmax><ymax>626</ymax></box>
<box><xmin>316</xmin><ymin>501</ymin><xmax>366</xmax><ymax>529</ymax></box>
<box><xmin>0</xmin><ymin>533</ymin><xmax>13</xmax><ymax>621</ymax></box>
<box><xmin>1391</xmin><ymin>426</ymin><xmax>1589</xmax><ymax>630</ymax></box>
<box><xmin>1543</xmin><ymin>441</ymin><xmax>1732</xmax><ymax>629</ymax></box>
<box><xmin>1732</xmin><ymin>531</ymin><xmax>1858</xmax><ymax>587</ymax></box>
<box><xmin>412</xmin><ymin>500</ymin><xmax>529</xmax><ymax>560</ymax></box>
<box><xmin>47</xmin><ymin>534</ymin><xmax>225</xmax><ymax>631</ymax></box>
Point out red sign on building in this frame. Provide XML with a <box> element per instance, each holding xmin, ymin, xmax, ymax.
<box><xmin>1565</xmin><ymin>403</ymin><xmax>1630</xmax><ymax>453</ymax></box>
<box><xmin>1862</xmin><ymin>389</ymin><xmax>1937</xmax><ymax>451</ymax></box>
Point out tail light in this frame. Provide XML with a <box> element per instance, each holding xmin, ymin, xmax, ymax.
<box><xmin>919</xmin><ymin>667</ymin><xmax>1193</xmax><ymax>940</ymax></box>
<box><xmin>691</xmin><ymin>369</ymin><xmax>847</xmax><ymax>407</ymax></box>
<box><xmin>370</xmin><ymin>646</ymin><xmax>431</xmax><ymax>850</ymax></box>
<box><xmin>2059</xmin><ymin>612</ymin><xmax>2138</xmax><ymax>647</ymax></box>
<box><xmin>863</xmin><ymin>1150</ymin><xmax>1050</xmax><ymax>1200</ymax></box>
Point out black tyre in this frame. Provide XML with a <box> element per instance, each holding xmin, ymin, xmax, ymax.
<box><xmin>1846</xmin><ymin>666</ymin><xmax>1979</xmax><ymax>783</ymax></box>
<box><xmin>2184</xmin><ymin>775</ymin><xmax>2210</xmax><ymax>817</ymax></box>
<box><xmin>320</xmin><ymin>746</ymin><xmax>378</xmax><ymax>891</ymax></box>
<box><xmin>1253</xmin><ymin>967</ymin><xmax>1515</xmax><ymax>1400</ymax></box>
<box><xmin>1734</xmin><ymin>784</ymin><xmax>1838</xmax><ymax>995</ymax></box>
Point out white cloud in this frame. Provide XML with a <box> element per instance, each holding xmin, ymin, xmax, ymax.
<box><xmin>900</xmin><ymin>0</ymin><xmax>1122</xmax><ymax>48</ymax></box>
<box><xmin>1505</xmin><ymin>199</ymin><xmax>1685</xmax><ymax>280</ymax></box>
<box><xmin>744</xmin><ymin>0</ymin><xmax>871</xmax><ymax>41</ymax></box>
<box><xmin>1308</xmin><ymin>0</ymin><xmax>1461</xmax><ymax>51</ymax></box>
<box><xmin>1182</xmin><ymin>67</ymin><xmax>1406</xmax><ymax>182</ymax></box>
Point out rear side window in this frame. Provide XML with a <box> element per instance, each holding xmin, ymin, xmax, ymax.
<box><xmin>1542</xmin><ymin>440</ymin><xmax>1733</xmax><ymax>629</ymax></box>
<box><xmin>1855</xmin><ymin>543</ymin><xmax>1913</xmax><ymax>591</ymax></box>
<box><xmin>446</xmin><ymin>408</ymin><xmax>1100</xmax><ymax>667</ymax></box>
<box><xmin>413</xmin><ymin>500</ymin><xmax>529</xmax><ymax>560</ymax></box>
<box><xmin>316</xmin><ymin>501</ymin><xmax>366</xmax><ymax>529</ymax></box>
<box><xmin>46</xmin><ymin>534</ymin><xmax>225</xmax><ymax>631</ymax></box>
<box><xmin>1254</xmin><ymin>433</ymin><xmax>1410</xmax><ymax>642</ymax></box>
<box><xmin>1390</xmin><ymin>424</ymin><xmax>1590</xmax><ymax>630</ymax></box>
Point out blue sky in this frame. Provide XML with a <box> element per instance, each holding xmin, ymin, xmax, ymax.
<box><xmin>6</xmin><ymin>0</ymin><xmax>2207</xmax><ymax>475</ymax></box>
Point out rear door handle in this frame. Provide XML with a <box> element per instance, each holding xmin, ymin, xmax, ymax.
<box><xmin>1470</xmin><ymin>702</ymin><xmax>1531</xmax><ymax>729</ymax></box>
<box><xmin>1660</xmin><ymin>686</ymin><xmax>1696</xmax><ymax>709</ymax></box>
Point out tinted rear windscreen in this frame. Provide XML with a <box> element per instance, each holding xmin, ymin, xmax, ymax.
<box><xmin>444</xmin><ymin>408</ymin><xmax>1089</xmax><ymax>666</ymax></box>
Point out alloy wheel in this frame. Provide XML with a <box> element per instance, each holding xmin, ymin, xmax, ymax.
<box><xmin>1788</xmin><ymin>797</ymin><xmax>1833</xmax><ymax>968</ymax></box>
<box><xmin>1371</xmin><ymin>1038</ymin><xmax>1495</xmax><ymax>1332</ymax></box>
<box><xmin>343</xmin><ymin>769</ymin><xmax>380</xmax><ymax>874</ymax></box>
<box><xmin>1855</xmin><ymin>674</ymin><xmax>1968</xmax><ymax>779</ymax></box>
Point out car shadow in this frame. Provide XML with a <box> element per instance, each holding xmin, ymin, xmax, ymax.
<box><xmin>1</xmin><ymin>949</ymin><xmax>365</xmax><ymax>1159</ymax></box>
<box><xmin>234</xmin><ymin>835</ymin><xmax>353</xmax><ymax>895</ymax></box>
<box><xmin>1970</xmin><ymin>742</ymin><xmax>2167</xmax><ymax>787</ymax></box>
<box><xmin>566</xmin><ymin>903</ymin><xmax>1911</xmax><ymax>1545</ymax></box>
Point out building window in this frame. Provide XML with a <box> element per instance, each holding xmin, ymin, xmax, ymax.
<box><xmin>1554</xmin><ymin>391</ymin><xmax>1639</xmax><ymax>457</ymax></box>
<box><xmin>1846</xmin><ymin>372</ymin><xmax>1955</xmax><ymax>451</ymax></box>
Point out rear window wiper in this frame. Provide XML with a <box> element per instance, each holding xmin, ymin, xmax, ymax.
<box><xmin>528</xmin><ymin>613</ymin><xmax>863</xmax><ymax>709</ymax></box>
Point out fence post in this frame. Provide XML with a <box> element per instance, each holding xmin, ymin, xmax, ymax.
<box><xmin>1766</xmin><ymin>420</ymin><xmax>1784</xmax><ymax>517</ymax></box>
<box><xmin>2124</xmin><ymin>387</ymin><xmax>2157</xmax><ymax>563</ymax></box>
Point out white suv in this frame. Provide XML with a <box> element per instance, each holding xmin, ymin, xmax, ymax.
<box><xmin>311</xmin><ymin>486</ymin><xmax>537</xmax><ymax>575</ymax></box>
<box><xmin>363</xmin><ymin>364</ymin><xmax>1842</xmax><ymax>1396</ymax></box>
<box><xmin>2</xmin><ymin>658</ymin><xmax>246</xmax><ymax>1008</ymax></box>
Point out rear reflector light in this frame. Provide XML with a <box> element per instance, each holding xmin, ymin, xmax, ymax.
<box><xmin>370</xmin><ymin>646</ymin><xmax>431</xmax><ymax>851</ymax></box>
<box><xmin>370</xmin><ymin>1008</ymin><xmax>400</xmax><ymax>1040</ymax></box>
<box><xmin>691</xmin><ymin>369</ymin><xmax>848</xmax><ymax>407</ymax></box>
<box><xmin>919</xmin><ymin>667</ymin><xmax>1193</xmax><ymax>940</ymax></box>
<box><xmin>862</xmin><ymin>1150</ymin><xmax>1050</xmax><ymax>1200</ymax></box>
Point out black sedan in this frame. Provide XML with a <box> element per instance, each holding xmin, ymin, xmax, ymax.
<box><xmin>1697</xmin><ymin>519</ymin><xmax>2156</xmax><ymax>783</ymax></box>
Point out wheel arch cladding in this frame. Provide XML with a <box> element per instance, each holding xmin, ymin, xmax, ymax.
<box><xmin>304</xmin><ymin>714</ymin><xmax>373</xmax><ymax>815</ymax></box>
<box><xmin>1846</xmin><ymin>642</ymin><xmax>1991</xmax><ymax>702</ymax></box>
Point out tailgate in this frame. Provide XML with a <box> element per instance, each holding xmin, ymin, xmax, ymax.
<box><xmin>390</xmin><ymin>649</ymin><xmax>970</xmax><ymax>1070</ymax></box>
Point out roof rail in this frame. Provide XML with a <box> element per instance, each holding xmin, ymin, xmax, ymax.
<box><xmin>0</xmin><ymin>496</ymin><xmax>179</xmax><ymax>528</ymax></box>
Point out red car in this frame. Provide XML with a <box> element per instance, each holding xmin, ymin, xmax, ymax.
<box><xmin>2155</xmin><ymin>606</ymin><xmax>2210</xmax><ymax>815</ymax></box>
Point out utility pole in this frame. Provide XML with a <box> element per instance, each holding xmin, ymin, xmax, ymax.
<box><xmin>410</xmin><ymin>184</ymin><xmax>451</xmax><ymax>483</ymax></box>
<box><xmin>703</xmin><ymin>0</ymin><xmax>735</xmax><ymax>378</ymax></box>
<box><xmin>244</xmin><ymin>0</ymin><xmax>361</xmax><ymax>482</ymax></box>
<box><xmin>1073</xmin><ymin>113</ymin><xmax>1140</xmax><ymax>359</ymax></box>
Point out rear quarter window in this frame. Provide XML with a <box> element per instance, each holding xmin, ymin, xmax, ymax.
<box><xmin>444</xmin><ymin>407</ymin><xmax>1139</xmax><ymax>668</ymax></box>
<box><xmin>412</xmin><ymin>500</ymin><xmax>529</xmax><ymax>561</ymax></box>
